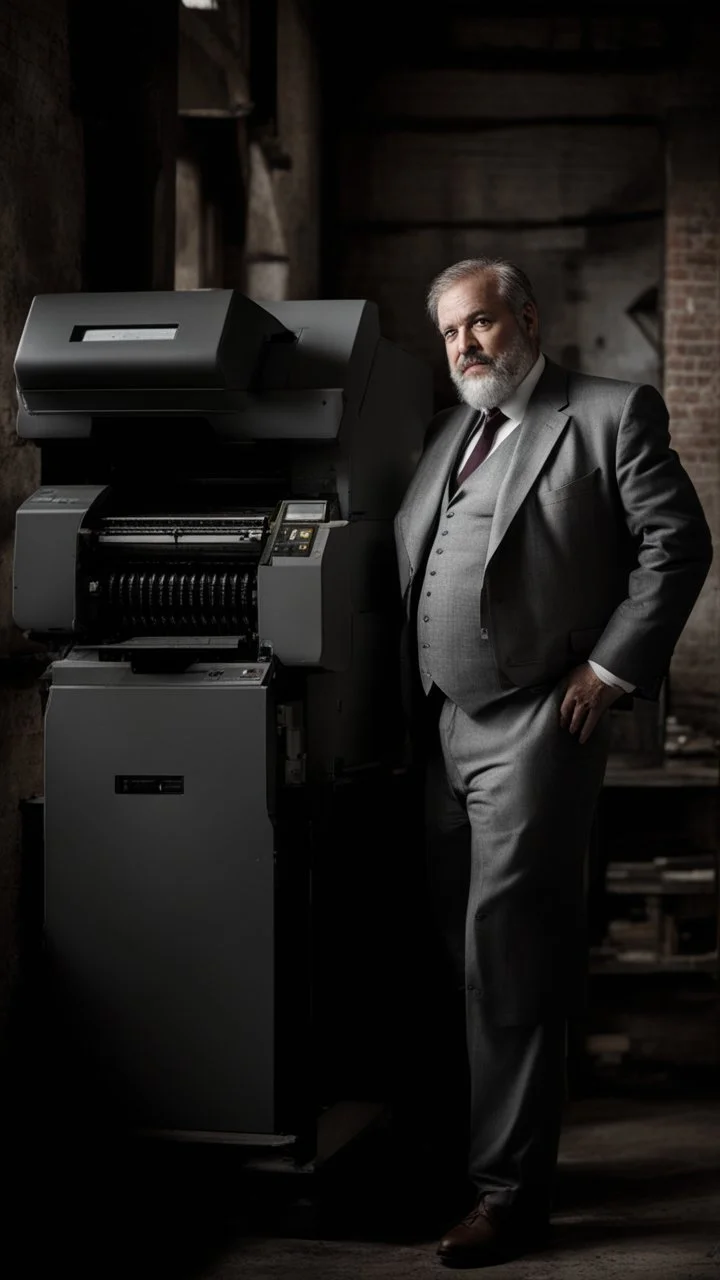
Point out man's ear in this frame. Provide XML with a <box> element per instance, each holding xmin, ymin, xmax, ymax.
<box><xmin>522</xmin><ymin>302</ymin><xmax>539</xmax><ymax>335</ymax></box>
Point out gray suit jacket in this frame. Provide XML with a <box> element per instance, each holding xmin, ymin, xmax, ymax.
<box><xmin>395</xmin><ymin>357</ymin><xmax>713</xmax><ymax>711</ymax></box>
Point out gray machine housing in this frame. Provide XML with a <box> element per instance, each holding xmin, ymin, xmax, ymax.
<box><xmin>13</xmin><ymin>289</ymin><xmax>431</xmax><ymax>1143</ymax></box>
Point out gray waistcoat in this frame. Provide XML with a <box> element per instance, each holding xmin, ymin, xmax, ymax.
<box><xmin>417</xmin><ymin>429</ymin><xmax>520</xmax><ymax>715</ymax></box>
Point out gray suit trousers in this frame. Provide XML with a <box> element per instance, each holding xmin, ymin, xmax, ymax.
<box><xmin>424</xmin><ymin>677</ymin><xmax>611</xmax><ymax>1213</ymax></box>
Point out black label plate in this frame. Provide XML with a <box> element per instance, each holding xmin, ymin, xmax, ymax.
<box><xmin>115</xmin><ymin>775</ymin><xmax>184</xmax><ymax>795</ymax></box>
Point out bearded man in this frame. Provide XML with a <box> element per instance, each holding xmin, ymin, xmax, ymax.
<box><xmin>393</xmin><ymin>256</ymin><xmax>713</xmax><ymax>1266</ymax></box>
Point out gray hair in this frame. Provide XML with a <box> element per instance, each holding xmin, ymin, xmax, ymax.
<box><xmin>426</xmin><ymin>256</ymin><xmax>537</xmax><ymax>327</ymax></box>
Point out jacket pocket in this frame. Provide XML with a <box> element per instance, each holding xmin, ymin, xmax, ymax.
<box><xmin>537</xmin><ymin>467</ymin><xmax>600</xmax><ymax>507</ymax></box>
<box><xmin>569</xmin><ymin>625</ymin><xmax>605</xmax><ymax>656</ymax></box>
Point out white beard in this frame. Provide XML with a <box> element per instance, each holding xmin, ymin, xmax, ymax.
<box><xmin>451</xmin><ymin>328</ymin><xmax>535</xmax><ymax>411</ymax></box>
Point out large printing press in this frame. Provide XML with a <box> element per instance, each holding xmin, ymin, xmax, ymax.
<box><xmin>12</xmin><ymin>289</ymin><xmax>431</xmax><ymax>1154</ymax></box>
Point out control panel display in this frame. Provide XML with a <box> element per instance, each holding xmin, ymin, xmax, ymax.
<box><xmin>284</xmin><ymin>501</ymin><xmax>327</xmax><ymax>521</ymax></box>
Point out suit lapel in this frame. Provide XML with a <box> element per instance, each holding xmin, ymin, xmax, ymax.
<box><xmin>485</xmin><ymin>359</ymin><xmax>570</xmax><ymax>570</ymax></box>
<box><xmin>397</xmin><ymin>402</ymin><xmax>477</xmax><ymax>580</ymax></box>
<box><xmin>397</xmin><ymin>358</ymin><xmax>571</xmax><ymax>591</ymax></box>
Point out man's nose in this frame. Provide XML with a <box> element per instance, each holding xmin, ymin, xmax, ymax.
<box><xmin>457</xmin><ymin>327</ymin><xmax>480</xmax><ymax>357</ymax></box>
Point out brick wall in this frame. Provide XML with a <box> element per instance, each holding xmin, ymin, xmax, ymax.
<box><xmin>0</xmin><ymin>0</ymin><xmax>84</xmax><ymax>1036</ymax></box>
<box><xmin>663</xmin><ymin>110</ymin><xmax>720</xmax><ymax>730</ymax></box>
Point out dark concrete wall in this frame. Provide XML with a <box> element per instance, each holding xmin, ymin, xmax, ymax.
<box><xmin>276</xmin><ymin>0</ymin><xmax>320</xmax><ymax>299</ymax></box>
<box><xmin>321</xmin><ymin>11</ymin><xmax>720</xmax><ymax>734</ymax></box>
<box><xmin>245</xmin><ymin>0</ymin><xmax>321</xmax><ymax>301</ymax></box>
<box><xmin>332</xmin><ymin>73</ymin><xmax>664</xmax><ymax>397</ymax></box>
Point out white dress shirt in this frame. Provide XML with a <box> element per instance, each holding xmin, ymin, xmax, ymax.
<box><xmin>460</xmin><ymin>352</ymin><xmax>635</xmax><ymax>694</ymax></box>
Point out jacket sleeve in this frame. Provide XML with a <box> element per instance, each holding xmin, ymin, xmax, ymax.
<box><xmin>588</xmin><ymin>384</ymin><xmax>713</xmax><ymax>698</ymax></box>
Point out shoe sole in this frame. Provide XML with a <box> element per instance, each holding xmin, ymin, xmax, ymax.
<box><xmin>436</xmin><ymin>1244</ymin><xmax>515</xmax><ymax>1269</ymax></box>
<box><xmin>436</xmin><ymin>1229</ymin><xmax>550</xmax><ymax>1268</ymax></box>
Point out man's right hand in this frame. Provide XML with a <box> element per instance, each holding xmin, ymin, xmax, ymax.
<box><xmin>560</xmin><ymin>663</ymin><xmax>625</xmax><ymax>744</ymax></box>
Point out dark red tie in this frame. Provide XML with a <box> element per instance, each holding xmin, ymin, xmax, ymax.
<box><xmin>454</xmin><ymin>407</ymin><xmax>508</xmax><ymax>489</ymax></box>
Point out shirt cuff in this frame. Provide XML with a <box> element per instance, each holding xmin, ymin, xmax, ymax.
<box><xmin>588</xmin><ymin>660</ymin><xmax>636</xmax><ymax>694</ymax></box>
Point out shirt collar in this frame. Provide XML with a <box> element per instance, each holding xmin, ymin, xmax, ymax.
<box><xmin>497</xmin><ymin>352</ymin><xmax>546</xmax><ymax>427</ymax></box>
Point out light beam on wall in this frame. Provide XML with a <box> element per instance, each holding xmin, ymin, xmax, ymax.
<box><xmin>626</xmin><ymin>285</ymin><xmax>660</xmax><ymax>354</ymax></box>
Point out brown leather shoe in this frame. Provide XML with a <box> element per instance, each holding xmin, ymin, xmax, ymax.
<box><xmin>436</xmin><ymin>1199</ymin><xmax>546</xmax><ymax>1268</ymax></box>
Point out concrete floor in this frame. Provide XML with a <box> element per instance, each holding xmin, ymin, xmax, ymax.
<box><xmin>16</xmin><ymin>1088</ymin><xmax>720</xmax><ymax>1279</ymax></box>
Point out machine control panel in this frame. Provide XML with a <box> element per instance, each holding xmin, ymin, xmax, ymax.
<box><xmin>204</xmin><ymin>666</ymin><xmax>268</xmax><ymax>682</ymax></box>
<box><xmin>272</xmin><ymin>523</ymin><xmax>317</xmax><ymax>557</ymax></box>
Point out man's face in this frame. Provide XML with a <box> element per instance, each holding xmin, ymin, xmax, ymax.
<box><xmin>436</xmin><ymin>271</ymin><xmax>539</xmax><ymax>411</ymax></box>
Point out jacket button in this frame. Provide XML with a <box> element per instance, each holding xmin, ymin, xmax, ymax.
<box><xmin>480</xmin><ymin>627</ymin><xmax>489</xmax><ymax>640</ymax></box>
<box><xmin>423</xmin><ymin>615</ymin><xmax>430</xmax><ymax>622</ymax></box>
<box><xmin>436</xmin><ymin>548</ymin><xmax>443</xmax><ymax>555</ymax></box>
<box><xmin>441</xmin><ymin>530</ymin><xmax>448</xmax><ymax>536</ymax></box>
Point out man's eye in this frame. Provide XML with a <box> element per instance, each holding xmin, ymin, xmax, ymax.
<box><xmin>471</xmin><ymin>316</ymin><xmax>489</xmax><ymax>328</ymax></box>
<box><xmin>443</xmin><ymin>330</ymin><xmax>456</xmax><ymax>342</ymax></box>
